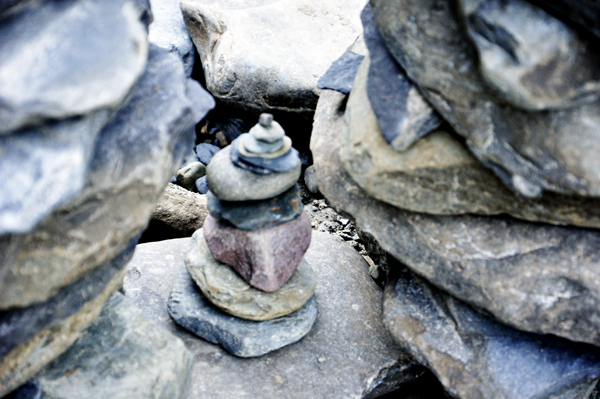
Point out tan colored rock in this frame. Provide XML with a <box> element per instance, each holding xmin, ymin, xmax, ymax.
<box><xmin>149</xmin><ymin>183</ymin><xmax>209</xmax><ymax>237</ymax></box>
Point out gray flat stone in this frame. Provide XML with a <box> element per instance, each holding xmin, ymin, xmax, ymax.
<box><xmin>123</xmin><ymin>233</ymin><xmax>423</xmax><ymax>398</ymax></box>
<box><xmin>384</xmin><ymin>268</ymin><xmax>600</xmax><ymax>399</ymax></box>
<box><xmin>231</xmin><ymin>136</ymin><xmax>300</xmax><ymax>175</ymax></box>
<box><xmin>37</xmin><ymin>294</ymin><xmax>192</xmax><ymax>399</ymax></box>
<box><xmin>206</xmin><ymin>145</ymin><xmax>300</xmax><ymax>201</ymax></box>
<box><xmin>317</xmin><ymin>51</ymin><xmax>364</xmax><ymax>95</ymax></box>
<box><xmin>242</xmin><ymin>135</ymin><xmax>285</xmax><ymax>155</ymax></box>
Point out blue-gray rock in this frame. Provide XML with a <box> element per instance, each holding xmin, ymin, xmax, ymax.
<box><xmin>242</xmin><ymin>135</ymin><xmax>285</xmax><ymax>154</ymax></box>
<box><xmin>195</xmin><ymin>176</ymin><xmax>208</xmax><ymax>194</ymax></box>
<box><xmin>317</xmin><ymin>52</ymin><xmax>364</xmax><ymax>95</ymax></box>
<box><xmin>384</xmin><ymin>268</ymin><xmax>600</xmax><ymax>399</ymax></box>
<box><xmin>0</xmin><ymin>0</ymin><xmax>150</xmax><ymax>134</ymax></box>
<box><xmin>195</xmin><ymin>143</ymin><xmax>221</xmax><ymax>165</ymax></box>
<box><xmin>149</xmin><ymin>0</ymin><xmax>196</xmax><ymax>76</ymax></box>
<box><xmin>460</xmin><ymin>0</ymin><xmax>600</xmax><ymax>110</ymax></box>
<box><xmin>362</xmin><ymin>4</ymin><xmax>440</xmax><ymax>152</ymax></box>
<box><xmin>36</xmin><ymin>294</ymin><xmax>192</xmax><ymax>399</ymax></box>
<box><xmin>207</xmin><ymin>184</ymin><xmax>302</xmax><ymax>231</ymax></box>
<box><xmin>176</xmin><ymin>162</ymin><xmax>206</xmax><ymax>191</ymax></box>
<box><xmin>167</xmin><ymin>267</ymin><xmax>317</xmax><ymax>357</ymax></box>
<box><xmin>230</xmin><ymin>137</ymin><xmax>300</xmax><ymax>174</ymax></box>
<box><xmin>0</xmin><ymin>45</ymin><xmax>214</xmax><ymax>311</ymax></box>
<box><xmin>4</xmin><ymin>380</ymin><xmax>42</xmax><ymax>399</ymax></box>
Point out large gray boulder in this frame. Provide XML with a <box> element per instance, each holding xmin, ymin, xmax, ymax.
<box><xmin>0</xmin><ymin>45</ymin><xmax>214</xmax><ymax>310</ymax></box>
<box><xmin>37</xmin><ymin>294</ymin><xmax>192</xmax><ymax>399</ymax></box>
<box><xmin>180</xmin><ymin>0</ymin><xmax>366</xmax><ymax>114</ymax></box>
<box><xmin>384</xmin><ymin>268</ymin><xmax>600</xmax><ymax>399</ymax></box>
<box><xmin>123</xmin><ymin>233</ymin><xmax>427</xmax><ymax>398</ymax></box>
<box><xmin>312</xmin><ymin>88</ymin><xmax>600</xmax><ymax>347</ymax></box>
<box><xmin>341</xmin><ymin>55</ymin><xmax>600</xmax><ymax>229</ymax></box>
<box><xmin>370</xmin><ymin>0</ymin><xmax>600</xmax><ymax>199</ymax></box>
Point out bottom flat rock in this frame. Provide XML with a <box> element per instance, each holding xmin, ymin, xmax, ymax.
<box><xmin>123</xmin><ymin>232</ymin><xmax>425</xmax><ymax>398</ymax></box>
<box><xmin>37</xmin><ymin>293</ymin><xmax>192</xmax><ymax>399</ymax></box>
<box><xmin>384</xmin><ymin>268</ymin><xmax>600</xmax><ymax>399</ymax></box>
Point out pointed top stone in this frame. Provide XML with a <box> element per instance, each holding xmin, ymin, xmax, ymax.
<box><xmin>250</xmin><ymin>114</ymin><xmax>285</xmax><ymax>143</ymax></box>
<box><xmin>259</xmin><ymin>113</ymin><xmax>274</xmax><ymax>127</ymax></box>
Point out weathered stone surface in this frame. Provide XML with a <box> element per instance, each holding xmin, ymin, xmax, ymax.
<box><xmin>186</xmin><ymin>230</ymin><xmax>316</xmax><ymax>321</ymax></box>
<box><xmin>206</xmin><ymin>145</ymin><xmax>301</xmax><ymax>201</ymax></box>
<box><xmin>146</xmin><ymin>183</ymin><xmax>209</xmax><ymax>238</ymax></box>
<box><xmin>341</xmin><ymin>57</ymin><xmax>600</xmax><ymax>228</ymax></box>
<box><xmin>317</xmin><ymin>51</ymin><xmax>364</xmax><ymax>95</ymax></box>
<box><xmin>362</xmin><ymin>4</ymin><xmax>440</xmax><ymax>151</ymax></box>
<box><xmin>371</xmin><ymin>0</ymin><xmax>600</xmax><ymax>198</ymax></box>
<box><xmin>303</xmin><ymin>165</ymin><xmax>319</xmax><ymax>195</ymax></box>
<box><xmin>0</xmin><ymin>242</ymin><xmax>134</xmax><ymax>397</ymax></box>
<box><xmin>384</xmin><ymin>268</ymin><xmax>600</xmax><ymax>399</ymax></box>
<box><xmin>0</xmin><ymin>45</ymin><xmax>214</xmax><ymax>310</ymax></box>
<box><xmin>204</xmin><ymin>212</ymin><xmax>311</xmax><ymax>292</ymax></box>
<box><xmin>208</xmin><ymin>184</ymin><xmax>303</xmax><ymax>231</ymax></box>
<box><xmin>37</xmin><ymin>294</ymin><xmax>192</xmax><ymax>399</ymax></box>
<box><xmin>460</xmin><ymin>0</ymin><xmax>600</xmax><ymax>110</ymax></box>
<box><xmin>169</xmin><ymin>267</ymin><xmax>317</xmax><ymax>357</ymax></box>
<box><xmin>0</xmin><ymin>0</ymin><xmax>149</xmax><ymax>134</ymax></box>
<box><xmin>312</xmin><ymin>88</ymin><xmax>600</xmax><ymax>346</ymax></box>
<box><xmin>231</xmin><ymin>137</ymin><xmax>300</xmax><ymax>175</ymax></box>
<box><xmin>123</xmin><ymin>233</ymin><xmax>422</xmax><ymax>398</ymax></box>
<box><xmin>195</xmin><ymin>143</ymin><xmax>220</xmax><ymax>165</ymax></box>
<box><xmin>149</xmin><ymin>0</ymin><xmax>196</xmax><ymax>76</ymax></box>
<box><xmin>176</xmin><ymin>161</ymin><xmax>206</xmax><ymax>191</ymax></box>
<box><xmin>180</xmin><ymin>0</ymin><xmax>365</xmax><ymax>114</ymax></box>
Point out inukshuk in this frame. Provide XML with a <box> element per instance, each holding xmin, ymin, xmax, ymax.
<box><xmin>167</xmin><ymin>113</ymin><xmax>317</xmax><ymax>357</ymax></box>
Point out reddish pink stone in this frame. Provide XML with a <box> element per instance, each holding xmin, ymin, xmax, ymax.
<box><xmin>203</xmin><ymin>212</ymin><xmax>312</xmax><ymax>292</ymax></box>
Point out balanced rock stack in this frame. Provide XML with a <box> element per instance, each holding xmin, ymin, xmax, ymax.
<box><xmin>168</xmin><ymin>114</ymin><xmax>318</xmax><ymax>357</ymax></box>
<box><xmin>312</xmin><ymin>2</ymin><xmax>600</xmax><ymax>398</ymax></box>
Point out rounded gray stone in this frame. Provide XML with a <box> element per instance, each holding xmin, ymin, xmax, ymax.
<box><xmin>249</xmin><ymin>120</ymin><xmax>285</xmax><ymax>143</ymax></box>
<box><xmin>167</xmin><ymin>267</ymin><xmax>318</xmax><ymax>358</ymax></box>
<box><xmin>206</xmin><ymin>145</ymin><xmax>301</xmax><ymax>201</ymax></box>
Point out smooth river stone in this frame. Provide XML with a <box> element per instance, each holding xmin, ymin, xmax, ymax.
<box><xmin>168</xmin><ymin>266</ymin><xmax>317</xmax><ymax>357</ymax></box>
<box><xmin>206</xmin><ymin>145</ymin><xmax>301</xmax><ymax>201</ymax></box>
<box><xmin>231</xmin><ymin>137</ymin><xmax>299</xmax><ymax>175</ymax></box>
<box><xmin>317</xmin><ymin>51</ymin><xmax>365</xmax><ymax>95</ymax></box>
<box><xmin>240</xmin><ymin>135</ymin><xmax>291</xmax><ymax>158</ymax></box>
<box><xmin>204</xmin><ymin>212</ymin><xmax>311</xmax><ymax>292</ymax></box>
<box><xmin>186</xmin><ymin>230</ymin><xmax>316</xmax><ymax>321</ymax></box>
<box><xmin>207</xmin><ymin>184</ymin><xmax>303</xmax><ymax>231</ymax></box>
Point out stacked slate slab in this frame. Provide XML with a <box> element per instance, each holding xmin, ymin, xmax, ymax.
<box><xmin>0</xmin><ymin>1</ymin><xmax>214</xmax><ymax>396</ymax></box>
<box><xmin>168</xmin><ymin>114</ymin><xmax>318</xmax><ymax>357</ymax></box>
<box><xmin>311</xmin><ymin>2</ymin><xmax>600</xmax><ymax>398</ymax></box>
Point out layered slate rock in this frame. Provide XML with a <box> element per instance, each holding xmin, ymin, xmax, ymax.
<box><xmin>311</xmin><ymin>88</ymin><xmax>600</xmax><ymax>346</ymax></box>
<box><xmin>316</xmin><ymin>51</ymin><xmax>364</xmax><ymax>95</ymax></box>
<box><xmin>169</xmin><ymin>267</ymin><xmax>317</xmax><ymax>357</ymax></box>
<box><xmin>204</xmin><ymin>212</ymin><xmax>311</xmax><ymax>292</ymax></box>
<box><xmin>123</xmin><ymin>233</ymin><xmax>424</xmax><ymax>398</ymax></box>
<box><xmin>207</xmin><ymin>185</ymin><xmax>303</xmax><ymax>231</ymax></box>
<box><xmin>341</xmin><ymin>56</ymin><xmax>600</xmax><ymax>229</ymax></box>
<box><xmin>384</xmin><ymin>269</ymin><xmax>600</xmax><ymax>399</ymax></box>
<box><xmin>186</xmin><ymin>230</ymin><xmax>316</xmax><ymax>321</ymax></box>
<box><xmin>149</xmin><ymin>0</ymin><xmax>196</xmax><ymax>76</ymax></box>
<box><xmin>459</xmin><ymin>0</ymin><xmax>600</xmax><ymax>110</ymax></box>
<box><xmin>371</xmin><ymin>0</ymin><xmax>600</xmax><ymax>198</ymax></box>
<box><xmin>0</xmin><ymin>45</ymin><xmax>214</xmax><ymax>310</ymax></box>
<box><xmin>180</xmin><ymin>0</ymin><xmax>366</xmax><ymax>114</ymax></box>
<box><xmin>206</xmin><ymin>145</ymin><xmax>301</xmax><ymax>201</ymax></box>
<box><xmin>0</xmin><ymin>240</ymin><xmax>137</xmax><ymax>397</ymax></box>
<box><xmin>37</xmin><ymin>294</ymin><xmax>192</xmax><ymax>399</ymax></box>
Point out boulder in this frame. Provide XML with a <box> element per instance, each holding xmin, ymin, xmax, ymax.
<box><xmin>384</xmin><ymin>268</ymin><xmax>600</xmax><ymax>399</ymax></box>
<box><xmin>180</xmin><ymin>0</ymin><xmax>366</xmax><ymax>114</ymax></box>
<box><xmin>0</xmin><ymin>45</ymin><xmax>214</xmax><ymax>310</ymax></box>
<box><xmin>311</xmin><ymin>88</ymin><xmax>600</xmax><ymax>346</ymax></box>
<box><xmin>149</xmin><ymin>0</ymin><xmax>196</xmax><ymax>76</ymax></box>
<box><xmin>204</xmin><ymin>212</ymin><xmax>311</xmax><ymax>292</ymax></box>
<box><xmin>123</xmin><ymin>233</ymin><xmax>425</xmax><ymax>398</ymax></box>
<box><xmin>371</xmin><ymin>0</ymin><xmax>600</xmax><ymax>198</ymax></box>
<box><xmin>341</xmin><ymin>56</ymin><xmax>600</xmax><ymax>229</ymax></box>
<box><xmin>459</xmin><ymin>0</ymin><xmax>600</xmax><ymax>110</ymax></box>
<box><xmin>36</xmin><ymin>294</ymin><xmax>192</xmax><ymax>399</ymax></box>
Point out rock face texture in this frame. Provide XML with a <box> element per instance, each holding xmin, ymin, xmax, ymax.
<box><xmin>123</xmin><ymin>233</ymin><xmax>425</xmax><ymax>398</ymax></box>
<box><xmin>384</xmin><ymin>269</ymin><xmax>600</xmax><ymax>399</ymax></box>
<box><xmin>312</xmin><ymin>88</ymin><xmax>600</xmax><ymax>347</ymax></box>
<box><xmin>370</xmin><ymin>0</ymin><xmax>600</xmax><ymax>199</ymax></box>
<box><xmin>340</xmin><ymin>55</ymin><xmax>600</xmax><ymax>229</ymax></box>
<box><xmin>0</xmin><ymin>45</ymin><xmax>214</xmax><ymax>310</ymax></box>
<box><xmin>37</xmin><ymin>294</ymin><xmax>192</xmax><ymax>399</ymax></box>
<box><xmin>180</xmin><ymin>0</ymin><xmax>366</xmax><ymax>114</ymax></box>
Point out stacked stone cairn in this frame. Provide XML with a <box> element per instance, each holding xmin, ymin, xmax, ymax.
<box><xmin>167</xmin><ymin>113</ymin><xmax>318</xmax><ymax>358</ymax></box>
<box><xmin>312</xmin><ymin>1</ymin><xmax>600</xmax><ymax>398</ymax></box>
